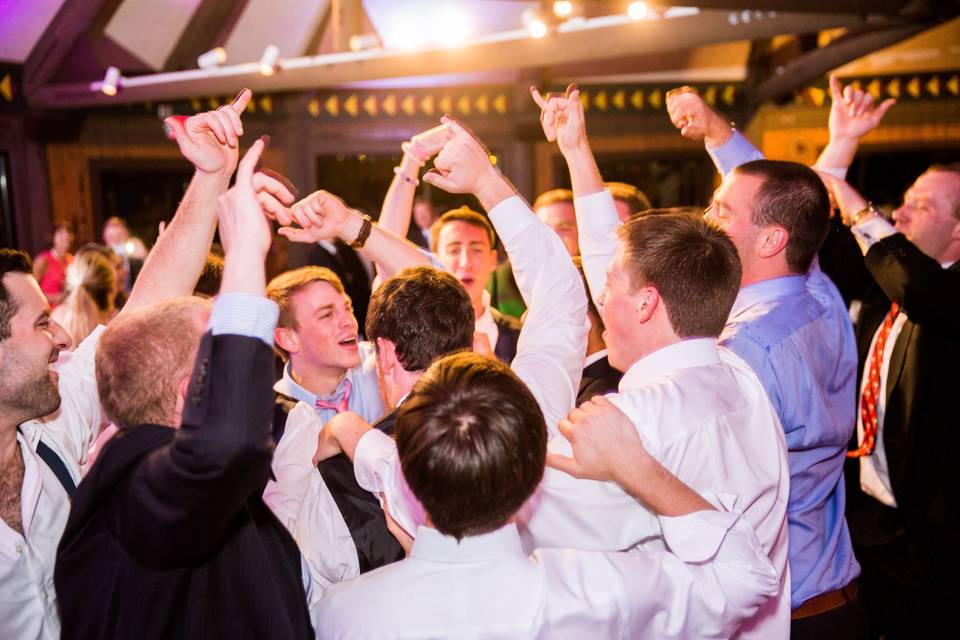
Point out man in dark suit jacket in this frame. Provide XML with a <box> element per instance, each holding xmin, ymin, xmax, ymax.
<box><xmin>55</xmin><ymin>139</ymin><xmax>313</xmax><ymax>639</ymax></box>
<box><xmin>827</xmin><ymin>165</ymin><xmax>960</xmax><ymax>639</ymax></box>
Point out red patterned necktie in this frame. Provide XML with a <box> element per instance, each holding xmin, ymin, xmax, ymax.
<box><xmin>848</xmin><ymin>302</ymin><xmax>900</xmax><ymax>458</ymax></box>
<box><xmin>315</xmin><ymin>378</ymin><xmax>352</xmax><ymax>414</ymax></box>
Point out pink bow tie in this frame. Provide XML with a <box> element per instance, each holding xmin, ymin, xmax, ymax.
<box><xmin>315</xmin><ymin>378</ymin><xmax>352</xmax><ymax>414</ymax></box>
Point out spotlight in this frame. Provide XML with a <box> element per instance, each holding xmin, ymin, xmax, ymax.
<box><xmin>553</xmin><ymin>1</ymin><xmax>574</xmax><ymax>18</ymax></box>
<box><xmin>394</xmin><ymin>19</ymin><xmax>428</xmax><ymax>50</ymax></box>
<box><xmin>259</xmin><ymin>45</ymin><xmax>280</xmax><ymax>76</ymax></box>
<box><xmin>100</xmin><ymin>66</ymin><xmax>120</xmax><ymax>96</ymax></box>
<box><xmin>627</xmin><ymin>2</ymin><xmax>649</xmax><ymax>21</ymax></box>
<box><xmin>197</xmin><ymin>47</ymin><xmax>227</xmax><ymax>70</ymax></box>
<box><xmin>435</xmin><ymin>7</ymin><xmax>471</xmax><ymax>47</ymax></box>
<box><xmin>522</xmin><ymin>8</ymin><xmax>550</xmax><ymax>39</ymax></box>
<box><xmin>348</xmin><ymin>33</ymin><xmax>380</xmax><ymax>52</ymax></box>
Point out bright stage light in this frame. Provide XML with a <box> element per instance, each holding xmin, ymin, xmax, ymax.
<box><xmin>553</xmin><ymin>1</ymin><xmax>574</xmax><ymax>18</ymax></box>
<box><xmin>259</xmin><ymin>45</ymin><xmax>280</xmax><ymax>76</ymax></box>
<box><xmin>627</xmin><ymin>2</ymin><xmax>649</xmax><ymax>21</ymax></box>
<box><xmin>435</xmin><ymin>7</ymin><xmax>471</xmax><ymax>47</ymax></box>
<box><xmin>100</xmin><ymin>66</ymin><xmax>120</xmax><ymax>96</ymax></box>
<box><xmin>522</xmin><ymin>8</ymin><xmax>550</xmax><ymax>39</ymax></box>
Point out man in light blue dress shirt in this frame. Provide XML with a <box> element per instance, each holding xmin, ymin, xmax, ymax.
<box><xmin>667</xmin><ymin>85</ymin><xmax>872</xmax><ymax>637</ymax></box>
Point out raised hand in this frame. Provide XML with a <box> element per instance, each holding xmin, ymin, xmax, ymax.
<box><xmin>665</xmin><ymin>86</ymin><xmax>733</xmax><ymax>147</ymax></box>
<box><xmin>165</xmin><ymin>89</ymin><xmax>252</xmax><ymax>176</ymax></box>
<box><xmin>215</xmin><ymin>136</ymin><xmax>276</xmax><ymax>260</ymax></box>
<box><xmin>408</xmin><ymin>123</ymin><xmax>456</xmax><ymax>162</ymax></box>
<box><xmin>546</xmin><ymin>395</ymin><xmax>650</xmax><ymax>483</ymax></box>
<box><xmin>828</xmin><ymin>74</ymin><xmax>896</xmax><ymax>142</ymax></box>
<box><xmin>422</xmin><ymin>116</ymin><xmax>516</xmax><ymax>212</ymax></box>
<box><xmin>276</xmin><ymin>189</ymin><xmax>360</xmax><ymax>244</ymax></box>
<box><xmin>530</xmin><ymin>84</ymin><xmax>587</xmax><ymax>155</ymax></box>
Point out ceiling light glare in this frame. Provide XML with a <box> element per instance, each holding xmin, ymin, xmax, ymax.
<box><xmin>259</xmin><ymin>45</ymin><xmax>280</xmax><ymax>76</ymax></box>
<box><xmin>100</xmin><ymin>66</ymin><xmax>120</xmax><ymax>96</ymax></box>
<box><xmin>522</xmin><ymin>8</ymin><xmax>550</xmax><ymax>39</ymax></box>
<box><xmin>553</xmin><ymin>1</ymin><xmax>574</xmax><ymax>18</ymax></box>
<box><xmin>197</xmin><ymin>47</ymin><xmax>227</xmax><ymax>69</ymax></box>
<box><xmin>627</xmin><ymin>2</ymin><xmax>649</xmax><ymax>21</ymax></box>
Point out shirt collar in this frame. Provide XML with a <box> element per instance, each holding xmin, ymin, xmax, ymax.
<box><xmin>729</xmin><ymin>274</ymin><xmax>806</xmax><ymax>318</ymax></box>
<box><xmin>619</xmin><ymin>338</ymin><xmax>720</xmax><ymax>391</ymax></box>
<box><xmin>273</xmin><ymin>361</ymin><xmax>354</xmax><ymax>407</ymax></box>
<box><xmin>410</xmin><ymin>523</ymin><xmax>524</xmax><ymax>564</ymax></box>
<box><xmin>583</xmin><ymin>348</ymin><xmax>608</xmax><ymax>368</ymax></box>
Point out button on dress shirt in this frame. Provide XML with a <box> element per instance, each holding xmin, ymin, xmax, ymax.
<box><xmin>2</xmin><ymin>325</ymin><xmax>105</xmax><ymax>640</ymax></box>
<box><xmin>316</xmin><ymin>512</ymin><xmax>779</xmax><ymax>639</ymax></box>
<box><xmin>721</xmin><ymin>270</ymin><xmax>861</xmax><ymax>607</ymax></box>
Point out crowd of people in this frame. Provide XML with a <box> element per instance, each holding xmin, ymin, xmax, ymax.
<box><xmin>0</xmin><ymin>73</ymin><xmax>957</xmax><ymax>639</ymax></box>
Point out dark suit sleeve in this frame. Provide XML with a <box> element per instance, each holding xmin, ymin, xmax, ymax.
<box><xmin>865</xmin><ymin>234</ymin><xmax>960</xmax><ymax>330</ymax></box>
<box><xmin>105</xmin><ymin>333</ymin><xmax>276</xmax><ymax>569</ymax></box>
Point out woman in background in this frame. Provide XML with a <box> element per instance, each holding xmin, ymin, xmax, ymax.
<box><xmin>52</xmin><ymin>247</ymin><xmax>118</xmax><ymax>346</ymax></box>
<box><xmin>33</xmin><ymin>220</ymin><xmax>74</xmax><ymax>306</ymax></box>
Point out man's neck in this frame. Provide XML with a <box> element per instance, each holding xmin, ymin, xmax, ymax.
<box><xmin>471</xmin><ymin>296</ymin><xmax>486</xmax><ymax>320</ymax></box>
<box><xmin>0</xmin><ymin>424</ymin><xmax>20</xmax><ymax>467</ymax></box>
<box><xmin>290</xmin><ymin>361</ymin><xmax>347</xmax><ymax>397</ymax></box>
<box><xmin>740</xmin><ymin>263</ymin><xmax>797</xmax><ymax>289</ymax></box>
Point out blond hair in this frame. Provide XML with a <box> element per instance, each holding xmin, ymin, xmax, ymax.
<box><xmin>96</xmin><ymin>296</ymin><xmax>211</xmax><ymax>429</ymax></box>
<box><xmin>58</xmin><ymin>250</ymin><xmax>115</xmax><ymax>344</ymax></box>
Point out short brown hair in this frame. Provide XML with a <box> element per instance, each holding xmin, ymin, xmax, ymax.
<box><xmin>0</xmin><ymin>250</ymin><xmax>32</xmax><ymax>341</ymax></box>
<box><xmin>365</xmin><ymin>266</ymin><xmax>473</xmax><ymax>372</ymax></box>
<box><xmin>604</xmin><ymin>182</ymin><xmax>652</xmax><ymax>216</ymax></box>
<box><xmin>735</xmin><ymin>160</ymin><xmax>830</xmax><ymax>273</ymax></box>
<box><xmin>532</xmin><ymin>188</ymin><xmax>574</xmax><ymax>211</ymax></box>
<box><xmin>430</xmin><ymin>207</ymin><xmax>495</xmax><ymax>253</ymax></box>
<box><xmin>396</xmin><ymin>351</ymin><xmax>546</xmax><ymax>540</ymax></box>
<box><xmin>620</xmin><ymin>212</ymin><xmax>741</xmax><ymax>338</ymax></box>
<box><xmin>267</xmin><ymin>267</ymin><xmax>346</xmax><ymax>359</ymax></box>
<box><xmin>96</xmin><ymin>296</ymin><xmax>211</xmax><ymax>429</ymax></box>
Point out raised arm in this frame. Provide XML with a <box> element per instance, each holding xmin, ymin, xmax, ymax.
<box><xmin>665</xmin><ymin>86</ymin><xmax>762</xmax><ymax>177</ymax></box>
<box><xmin>375</xmin><ymin>126</ymin><xmax>453</xmax><ymax>239</ymax></box>
<box><xmin>815</xmin><ymin>74</ymin><xmax>895</xmax><ymax>175</ymax></box>
<box><xmin>109</xmin><ymin>140</ymin><xmax>285</xmax><ymax>568</ymax></box>
<box><xmin>424</xmin><ymin>116</ymin><xmax>589</xmax><ymax>432</ymax></box>
<box><xmin>277</xmin><ymin>190</ymin><xmax>432</xmax><ymax>280</ymax></box>
<box><xmin>531</xmin><ymin>85</ymin><xmax>616</xmax><ymax>309</ymax></box>
<box><xmin>122</xmin><ymin>93</ymin><xmax>253</xmax><ymax>312</ymax></box>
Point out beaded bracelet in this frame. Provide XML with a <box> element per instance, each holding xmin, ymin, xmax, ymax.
<box><xmin>393</xmin><ymin>166</ymin><xmax>420</xmax><ymax>187</ymax></box>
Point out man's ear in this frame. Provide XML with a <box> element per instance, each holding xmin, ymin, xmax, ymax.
<box><xmin>275</xmin><ymin>326</ymin><xmax>300</xmax><ymax>355</ymax></box>
<box><xmin>635</xmin><ymin>286</ymin><xmax>660</xmax><ymax>325</ymax></box>
<box><xmin>375</xmin><ymin>337</ymin><xmax>399</xmax><ymax>375</ymax></box>
<box><xmin>757</xmin><ymin>225</ymin><xmax>789</xmax><ymax>260</ymax></box>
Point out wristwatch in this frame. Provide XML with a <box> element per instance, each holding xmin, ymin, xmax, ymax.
<box><xmin>850</xmin><ymin>202</ymin><xmax>879</xmax><ymax>226</ymax></box>
<box><xmin>350</xmin><ymin>214</ymin><xmax>374</xmax><ymax>249</ymax></box>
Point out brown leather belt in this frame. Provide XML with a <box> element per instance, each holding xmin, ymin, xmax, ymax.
<box><xmin>791</xmin><ymin>579</ymin><xmax>859</xmax><ymax>620</ymax></box>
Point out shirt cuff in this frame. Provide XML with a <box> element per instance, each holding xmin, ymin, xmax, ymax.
<box><xmin>209</xmin><ymin>292</ymin><xmax>279</xmax><ymax>346</ymax></box>
<box><xmin>488</xmin><ymin>195</ymin><xmax>537</xmax><ymax>244</ymax></box>
<box><xmin>851</xmin><ymin>215</ymin><xmax>898</xmax><ymax>255</ymax></box>
<box><xmin>353</xmin><ymin>429</ymin><xmax>427</xmax><ymax>537</ymax></box>
<box><xmin>812</xmin><ymin>165</ymin><xmax>848</xmax><ymax>181</ymax></box>
<box><xmin>418</xmin><ymin>247</ymin><xmax>446</xmax><ymax>271</ymax></box>
<box><xmin>354</xmin><ymin>429</ymin><xmax>395</xmax><ymax>494</ymax></box>
<box><xmin>706</xmin><ymin>130</ymin><xmax>764</xmax><ymax>178</ymax></box>
<box><xmin>659</xmin><ymin>508</ymin><xmax>742</xmax><ymax>563</ymax></box>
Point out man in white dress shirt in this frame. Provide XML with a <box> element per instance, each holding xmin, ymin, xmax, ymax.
<box><xmin>524</xmin><ymin>85</ymin><xmax>791</xmax><ymax>639</ymax></box>
<box><xmin>0</xmin><ymin>91</ymin><xmax>264</xmax><ymax>640</ymax></box>
<box><xmin>317</xmin><ymin>351</ymin><xmax>779</xmax><ymax>639</ymax></box>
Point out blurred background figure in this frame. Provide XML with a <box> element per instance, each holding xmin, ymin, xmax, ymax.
<box><xmin>409</xmin><ymin>197</ymin><xmax>438</xmax><ymax>249</ymax></box>
<box><xmin>52</xmin><ymin>246</ymin><xmax>118</xmax><ymax>346</ymax></box>
<box><xmin>32</xmin><ymin>221</ymin><xmax>74</xmax><ymax>306</ymax></box>
<box><xmin>102</xmin><ymin>216</ymin><xmax>148</xmax><ymax>293</ymax></box>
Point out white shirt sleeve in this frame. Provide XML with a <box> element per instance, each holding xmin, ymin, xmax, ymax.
<box><xmin>488</xmin><ymin>195</ymin><xmax>589</xmax><ymax>437</ymax></box>
<box><xmin>353</xmin><ymin>429</ymin><xmax>426</xmax><ymax>538</ymax></box>
<box><xmin>610</xmin><ymin>510</ymin><xmax>780</xmax><ymax>638</ymax></box>
<box><xmin>263</xmin><ymin>402</ymin><xmax>321</xmax><ymax>530</ymax></box>
<box><xmin>851</xmin><ymin>215</ymin><xmax>898</xmax><ymax>255</ymax></box>
<box><xmin>574</xmin><ymin>190</ymin><xmax>621</xmax><ymax>310</ymax></box>
<box><xmin>38</xmin><ymin>324</ymin><xmax>107</xmax><ymax>468</ymax></box>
